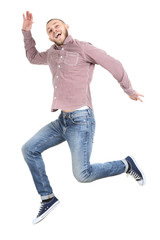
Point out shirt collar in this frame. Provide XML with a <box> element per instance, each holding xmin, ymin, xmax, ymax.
<box><xmin>54</xmin><ymin>35</ymin><xmax>73</xmax><ymax>49</ymax></box>
<box><xmin>63</xmin><ymin>35</ymin><xmax>73</xmax><ymax>45</ymax></box>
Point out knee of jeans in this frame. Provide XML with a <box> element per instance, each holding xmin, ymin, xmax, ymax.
<box><xmin>73</xmin><ymin>169</ymin><xmax>92</xmax><ymax>183</ymax></box>
<box><xmin>21</xmin><ymin>141</ymin><xmax>33</xmax><ymax>159</ymax></box>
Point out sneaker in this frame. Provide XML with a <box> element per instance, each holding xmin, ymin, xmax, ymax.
<box><xmin>125</xmin><ymin>156</ymin><xmax>145</xmax><ymax>186</ymax></box>
<box><xmin>33</xmin><ymin>197</ymin><xmax>59</xmax><ymax>224</ymax></box>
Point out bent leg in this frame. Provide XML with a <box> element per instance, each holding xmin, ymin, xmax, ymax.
<box><xmin>67</xmin><ymin>112</ymin><xmax>125</xmax><ymax>183</ymax></box>
<box><xmin>22</xmin><ymin>120</ymin><xmax>65</xmax><ymax>199</ymax></box>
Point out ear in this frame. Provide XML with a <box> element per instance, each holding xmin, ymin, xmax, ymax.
<box><xmin>65</xmin><ymin>24</ymin><xmax>69</xmax><ymax>30</ymax></box>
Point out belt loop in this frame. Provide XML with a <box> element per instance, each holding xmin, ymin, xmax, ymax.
<box><xmin>87</xmin><ymin>108</ymin><xmax>90</xmax><ymax>115</ymax></box>
<box><xmin>63</xmin><ymin>112</ymin><xmax>67</xmax><ymax>118</ymax></box>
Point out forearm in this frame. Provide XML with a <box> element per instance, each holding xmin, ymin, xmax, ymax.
<box><xmin>22</xmin><ymin>30</ymin><xmax>48</xmax><ymax>65</ymax></box>
<box><xmin>110</xmin><ymin>59</ymin><xmax>136</xmax><ymax>96</ymax></box>
<box><xmin>84</xmin><ymin>43</ymin><xmax>135</xmax><ymax>96</ymax></box>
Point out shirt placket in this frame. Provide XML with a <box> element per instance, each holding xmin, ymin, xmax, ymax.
<box><xmin>53</xmin><ymin>47</ymin><xmax>65</xmax><ymax>108</ymax></box>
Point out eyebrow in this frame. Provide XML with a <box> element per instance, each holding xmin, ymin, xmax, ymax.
<box><xmin>47</xmin><ymin>22</ymin><xmax>58</xmax><ymax>31</ymax></box>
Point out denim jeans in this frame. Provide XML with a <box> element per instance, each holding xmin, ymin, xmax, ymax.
<box><xmin>22</xmin><ymin>108</ymin><xmax>126</xmax><ymax>200</ymax></box>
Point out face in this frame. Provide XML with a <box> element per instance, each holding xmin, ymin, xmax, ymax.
<box><xmin>46</xmin><ymin>20</ymin><xmax>69</xmax><ymax>46</ymax></box>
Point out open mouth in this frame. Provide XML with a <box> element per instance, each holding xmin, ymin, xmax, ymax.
<box><xmin>55</xmin><ymin>32</ymin><xmax>62</xmax><ymax>39</ymax></box>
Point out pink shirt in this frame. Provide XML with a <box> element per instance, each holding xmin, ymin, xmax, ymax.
<box><xmin>22</xmin><ymin>30</ymin><xmax>135</xmax><ymax>112</ymax></box>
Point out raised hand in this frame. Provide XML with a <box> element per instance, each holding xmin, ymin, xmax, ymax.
<box><xmin>22</xmin><ymin>11</ymin><xmax>33</xmax><ymax>31</ymax></box>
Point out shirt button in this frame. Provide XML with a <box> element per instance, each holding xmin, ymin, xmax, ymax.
<box><xmin>54</xmin><ymin>97</ymin><xmax>57</xmax><ymax>99</ymax></box>
<box><xmin>62</xmin><ymin>48</ymin><xmax>64</xmax><ymax>50</ymax></box>
<box><xmin>60</xmin><ymin>56</ymin><xmax>63</xmax><ymax>58</ymax></box>
<box><xmin>56</xmin><ymin>76</ymin><xmax>59</xmax><ymax>78</ymax></box>
<box><xmin>58</xmin><ymin>65</ymin><xmax>60</xmax><ymax>68</ymax></box>
<box><xmin>55</xmin><ymin>86</ymin><xmax>57</xmax><ymax>88</ymax></box>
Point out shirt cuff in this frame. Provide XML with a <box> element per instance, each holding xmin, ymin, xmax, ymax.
<box><xmin>22</xmin><ymin>29</ymin><xmax>32</xmax><ymax>39</ymax></box>
<box><xmin>120</xmin><ymin>71</ymin><xmax>136</xmax><ymax>96</ymax></box>
<box><xmin>124</xmin><ymin>88</ymin><xmax>136</xmax><ymax>96</ymax></box>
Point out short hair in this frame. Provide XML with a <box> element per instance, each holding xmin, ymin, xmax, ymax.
<box><xmin>46</xmin><ymin>18</ymin><xmax>65</xmax><ymax>25</ymax></box>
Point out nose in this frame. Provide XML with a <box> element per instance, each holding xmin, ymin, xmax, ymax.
<box><xmin>53</xmin><ymin>27</ymin><xmax>57</xmax><ymax>33</ymax></box>
<box><xmin>53</xmin><ymin>28</ymin><xmax>58</xmax><ymax>36</ymax></box>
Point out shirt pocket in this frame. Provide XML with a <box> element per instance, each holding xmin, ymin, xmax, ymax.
<box><xmin>64</xmin><ymin>51</ymin><xmax>79</xmax><ymax>66</ymax></box>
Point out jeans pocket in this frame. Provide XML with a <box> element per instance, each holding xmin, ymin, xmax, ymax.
<box><xmin>71</xmin><ymin>115</ymin><xmax>88</xmax><ymax>125</ymax></box>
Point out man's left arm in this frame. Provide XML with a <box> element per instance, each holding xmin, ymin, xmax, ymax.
<box><xmin>83</xmin><ymin>42</ymin><xmax>143</xmax><ymax>102</ymax></box>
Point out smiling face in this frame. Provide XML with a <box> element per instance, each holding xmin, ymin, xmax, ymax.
<box><xmin>46</xmin><ymin>19</ymin><xmax>69</xmax><ymax>46</ymax></box>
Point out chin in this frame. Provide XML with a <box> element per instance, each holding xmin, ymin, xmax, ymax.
<box><xmin>56</xmin><ymin>40</ymin><xmax>64</xmax><ymax>46</ymax></box>
<box><xmin>56</xmin><ymin>37</ymin><xmax>66</xmax><ymax>45</ymax></box>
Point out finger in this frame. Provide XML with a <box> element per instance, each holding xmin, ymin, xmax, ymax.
<box><xmin>138</xmin><ymin>94</ymin><xmax>144</xmax><ymax>97</ymax></box>
<box><xmin>137</xmin><ymin>97</ymin><xmax>143</xmax><ymax>102</ymax></box>
<box><xmin>26</xmin><ymin>11</ymin><xmax>29</xmax><ymax>19</ymax></box>
<box><xmin>30</xmin><ymin>13</ymin><xmax>33</xmax><ymax>22</ymax></box>
<box><xmin>136</xmin><ymin>92</ymin><xmax>144</xmax><ymax>97</ymax></box>
<box><xmin>26</xmin><ymin>11</ymin><xmax>30</xmax><ymax>20</ymax></box>
<box><xmin>28</xmin><ymin>12</ymin><xmax>31</xmax><ymax>21</ymax></box>
<box><xmin>23</xmin><ymin>13</ymin><xmax>26</xmax><ymax>21</ymax></box>
<box><xmin>29</xmin><ymin>13</ymin><xmax>32</xmax><ymax>21</ymax></box>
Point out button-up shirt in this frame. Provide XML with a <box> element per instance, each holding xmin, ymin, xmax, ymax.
<box><xmin>22</xmin><ymin>30</ymin><xmax>135</xmax><ymax>112</ymax></box>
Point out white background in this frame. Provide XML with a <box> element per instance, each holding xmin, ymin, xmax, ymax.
<box><xmin>1</xmin><ymin>0</ymin><xmax>160</xmax><ymax>239</ymax></box>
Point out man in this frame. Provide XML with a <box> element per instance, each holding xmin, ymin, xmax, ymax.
<box><xmin>22</xmin><ymin>11</ymin><xmax>145</xmax><ymax>224</ymax></box>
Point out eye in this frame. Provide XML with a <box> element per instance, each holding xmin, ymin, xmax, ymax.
<box><xmin>49</xmin><ymin>29</ymin><xmax>52</xmax><ymax>33</ymax></box>
<box><xmin>55</xmin><ymin>25</ymin><xmax>59</xmax><ymax>28</ymax></box>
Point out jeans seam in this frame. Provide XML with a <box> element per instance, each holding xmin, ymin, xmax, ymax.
<box><xmin>83</xmin><ymin>122</ymin><xmax>89</xmax><ymax>169</ymax></box>
<box><xmin>32</xmin><ymin>153</ymin><xmax>50</xmax><ymax>194</ymax></box>
<box><xmin>91</xmin><ymin>121</ymin><xmax>95</xmax><ymax>143</ymax></box>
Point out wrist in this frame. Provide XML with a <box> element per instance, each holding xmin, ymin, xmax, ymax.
<box><xmin>22</xmin><ymin>29</ymin><xmax>32</xmax><ymax>39</ymax></box>
<box><xmin>22</xmin><ymin>28</ymin><xmax>31</xmax><ymax>31</ymax></box>
<box><xmin>22</xmin><ymin>25</ymin><xmax>32</xmax><ymax>31</ymax></box>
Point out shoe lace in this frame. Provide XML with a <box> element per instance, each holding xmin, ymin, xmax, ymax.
<box><xmin>129</xmin><ymin>170</ymin><xmax>141</xmax><ymax>181</ymax></box>
<box><xmin>37</xmin><ymin>202</ymin><xmax>45</xmax><ymax>216</ymax></box>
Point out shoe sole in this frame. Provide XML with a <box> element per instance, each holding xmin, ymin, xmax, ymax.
<box><xmin>32</xmin><ymin>200</ymin><xmax>60</xmax><ymax>224</ymax></box>
<box><xmin>128</xmin><ymin>155</ymin><xmax>146</xmax><ymax>186</ymax></box>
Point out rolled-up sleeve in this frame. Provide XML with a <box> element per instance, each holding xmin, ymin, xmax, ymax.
<box><xmin>84</xmin><ymin>42</ymin><xmax>135</xmax><ymax>96</ymax></box>
<box><xmin>22</xmin><ymin>30</ymin><xmax>48</xmax><ymax>65</ymax></box>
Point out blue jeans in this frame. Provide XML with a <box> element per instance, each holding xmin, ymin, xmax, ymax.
<box><xmin>22</xmin><ymin>108</ymin><xmax>126</xmax><ymax>200</ymax></box>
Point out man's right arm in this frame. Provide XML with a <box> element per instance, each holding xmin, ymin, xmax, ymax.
<box><xmin>22</xmin><ymin>11</ymin><xmax>48</xmax><ymax>65</ymax></box>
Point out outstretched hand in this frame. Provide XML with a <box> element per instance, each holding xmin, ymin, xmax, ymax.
<box><xmin>22</xmin><ymin>11</ymin><xmax>33</xmax><ymax>31</ymax></box>
<box><xmin>129</xmin><ymin>92</ymin><xmax>144</xmax><ymax>102</ymax></box>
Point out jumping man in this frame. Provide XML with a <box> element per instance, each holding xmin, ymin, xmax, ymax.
<box><xmin>22</xmin><ymin>11</ymin><xmax>145</xmax><ymax>224</ymax></box>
